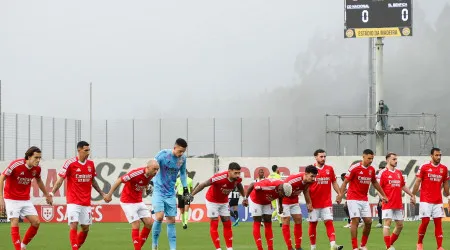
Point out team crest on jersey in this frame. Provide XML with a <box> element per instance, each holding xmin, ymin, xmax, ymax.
<box><xmin>440</xmin><ymin>168</ymin><xmax>444</xmax><ymax>174</ymax></box>
<box><xmin>326</xmin><ymin>169</ymin><xmax>330</xmax><ymax>175</ymax></box>
<box><xmin>31</xmin><ymin>170</ymin><xmax>37</xmax><ymax>177</ymax></box>
<box><xmin>41</xmin><ymin>206</ymin><xmax>54</xmax><ymax>222</ymax></box>
<box><xmin>369</xmin><ymin>170</ymin><xmax>372</xmax><ymax>175</ymax></box>
<box><xmin>177</xmin><ymin>158</ymin><xmax>184</xmax><ymax>167</ymax></box>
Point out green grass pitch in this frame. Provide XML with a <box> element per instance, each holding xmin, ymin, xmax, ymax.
<box><xmin>0</xmin><ymin>221</ymin><xmax>449</xmax><ymax>249</ymax></box>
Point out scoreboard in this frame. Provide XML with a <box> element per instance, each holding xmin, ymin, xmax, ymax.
<box><xmin>344</xmin><ymin>0</ymin><xmax>413</xmax><ymax>38</ymax></box>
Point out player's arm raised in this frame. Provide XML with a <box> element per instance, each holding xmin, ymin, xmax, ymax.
<box><xmin>0</xmin><ymin>174</ymin><xmax>6</xmax><ymax>211</ymax></box>
<box><xmin>104</xmin><ymin>177</ymin><xmax>122</xmax><ymax>203</ymax></box>
<box><xmin>35</xmin><ymin>177</ymin><xmax>53</xmax><ymax>205</ymax></box>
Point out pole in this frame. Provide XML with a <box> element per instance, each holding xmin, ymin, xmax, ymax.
<box><xmin>368</xmin><ymin>38</ymin><xmax>374</xmax><ymax>150</ymax></box>
<box><xmin>90</xmin><ymin>82</ymin><xmax>92</xmax><ymax>145</ymax></box>
<box><xmin>375</xmin><ymin>37</ymin><xmax>385</xmax><ymax>155</ymax></box>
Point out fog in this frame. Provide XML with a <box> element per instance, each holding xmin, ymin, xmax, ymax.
<box><xmin>1</xmin><ymin>0</ymin><xmax>449</xmax><ymax>158</ymax></box>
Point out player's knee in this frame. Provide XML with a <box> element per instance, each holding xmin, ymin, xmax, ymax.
<box><xmin>10</xmin><ymin>218</ymin><xmax>20</xmax><ymax>227</ymax></box>
<box><xmin>396</xmin><ymin>223</ymin><xmax>404</xmax><ymax>230</ymax></box>
<box><xmin>80</xmin><ymin>225</ymin><xmax>90</xmax><ymax>232</ymax></box>
<box><xmin>31</xmin><ymin>219</ymin><xmax>40</xmax><ymax>228</ymax></box>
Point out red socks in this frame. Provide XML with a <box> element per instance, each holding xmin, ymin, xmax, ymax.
<box><xmin>418</xmin><ymin>217</ymin><xmax>430</xmax><ymax>244</ymax></box>
<box><xmin>140</xmin><ymin>227</ymin><xmax>151</xmax><ymax>247</ymax></box>
<box><xmin>351</xmin><ymin>237</ymin><xmax>358</xmax><ymax>249</ymax></box>
<box><xmin>70</xmin><ymin>229</ymin><xmax>79</xmax><ymax>250</ymax></box>
<box><xmin>253</xmin><ymin>222</ymin><xmax>263</xmax><ymax>250</ymax></box>
<box><xmin>22</xmin><ymin>225</ymin><xmax>39</xmax><ymax>245</ymax></box>
<box><xmin>324</xmin><ymin>220</ymin><xmax>336</xmax><ymax>242</ymax></box>
<box><xmin>77</xmin><ymin>231</ymin><xmax>88</xmax><ymax>248</ymax></box>
<box><xmin>282</xmin><ymin>224</ymin><xmax>292</xmax><ymax>249</ymax></box>
<box><xmin>210</xmin><ymin>220</ymin><xmax>221</xmax><ymax>249</ymax></box>
<box><xmin>132</xmin><ymin>228</ymin><xmax>140</xmax><ymax>250</ymax></box>
<box><xmin>361</xmin><ymin>234</ymin><xmax>369</xmax><ymax>247</ymax></box>
<box><xmin>390</xmin><ymin>233</ymin><xmax>399</xmax><ymax>246</ymax></box>
<box><xmin>263</xmin><ymin>222</ymin><xmax>273</xmax><ymax>250</ymax></box>
<box><xmin>384</xmin><ymin>235</ymin><xmax>391</xmax><ymax>248</ymax></box>
<box><xmin>11</xmin><ymin>226</ymin><xmax>21</xmax><ymax>250</ymax></box>
<box><xmin>308</xmin><ymin>222</ymin><xmax>317</xmax><ymax>246</ymax></box>
<box><xmin>294</xmin><ymin>223</ymin><xmax>302</xmax><ymax>249</ymax></box>
<box><xmin>223</xmin><ymin>220</ymin><xmax>233</xmax><ymax>248</ymax></box>
<box><xmin>434</xmin><ymin>218</ymin><xmax>443</xmax><ymax>248</ymax></box>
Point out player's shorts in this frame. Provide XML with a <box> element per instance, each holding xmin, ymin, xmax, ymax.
<box><xmin>229</xmin><ymin>198</ymin><xmax>239</xmax><ymax>207</ymax></box>
<box><xmin>67</xmin><ymin>204</ymin><xmax>92</xmax><ymax>225</ymax></box>
<box><xmin>120</xmin><ymin>202</ymin><xmax>152</xmax><ymax>223</ymax></box>
<box><xmin>308</xmin><ymin>207</ymin><xmax>333</xmax><ymax>222</ymax></box>
<box><xmin>177</xmin><ymin>195</ymin><xmax>190</xmax><ymax>208</ymax></box>
<box><xmin>4</xmin><ymin>199</ymin><xmax>38</xmax><ymax>221</ymax></box>
<box><xmin>281</xmin><ymin>203</ymin><xmax>301</xmax><ymax>218</ymax></box>
<box><xmin>249</xmin><ymin>197</ymin><xmax>273</xmax><ymax>217</ymax></box>
<box><xmin>419</xmin><ymin>202</ymin><xmax>444</xmax><ymax>218</ymax></box>
<box><xmin>382</xmin><ymin>209</ymin><xmax>403</xmax><ymax>221</ymax></box>
<box><xmin>205</xmin><ymin>200</ymin><xmax>230</xmax><ymax>218</ymax></box>
<box><xmin>152</xmin><ymin>194</ymin><xmax>177</xmax><ymax>217</ymax></box>
<box><xmin>347</xmin><ymin>200</ymin><xmax>371</xmax><ymax>219</ymax></box>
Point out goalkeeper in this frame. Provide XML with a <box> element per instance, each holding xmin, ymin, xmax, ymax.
<box><xmin>151</xmin><ymin>138</ymin><xmax>189</xmax><ymax>250</ymax></box>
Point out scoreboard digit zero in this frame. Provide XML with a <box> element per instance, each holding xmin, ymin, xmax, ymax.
<box><xmin>344</xmin><ymin>0</ymin><xmax>413</xmax><ymax>38</ymax></box>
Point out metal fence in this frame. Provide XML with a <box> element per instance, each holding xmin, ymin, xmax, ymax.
<box><xmin>0</xmin><ymin>112</ymin><xmax>441</xmax><ymax>161</ymax></box>
<box><xmin>0</xmin><ymin>113</ymin><xmax>316</xmax><ymax>161</ymax></box>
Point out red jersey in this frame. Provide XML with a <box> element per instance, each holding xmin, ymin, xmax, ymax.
<box><xmin>120</xmin><ymin>167</ymin><xmax>154</xmax><ymax>203</ymax></box>
<box><xmin>309</xmin><ymin>165</ymin><xmax>336</xmax><ymax>208</ymax></box>
<box><xmin>1</xmin><ymin>159</ymin><xmax>41</xmax><ymax>200</ymax></box>
<box><xmin>345</xmin><ymin>162</ymin><xmax>376</xmax><ymax>201</ymax></box>
<box><xmin>206</xmin><ymin>171</ymin><xmax>242</xmax><ymax>203</ymax></box>
<box><xmin>378</xmin><ymin>168</ymin><xmax>405</xmax><ymax>210</ymax></box>
<box><xmin>416</xmin><ymin>162</ymin><xmax>449</xmax><ymax>204</ymax></box>
<box><xmin>58</xmin><ymin>157</ymin><xmax>96</xmax><ymax>206</ymax></box>
<box><xmin>250</xmin><ymin>179</ymin><xmax>283</xmax><ymax>205</ymax></box>
<box><xmin>283</xmin><ymin>173</ymin><xmax>309</xmax><ymax>205</ymax></box>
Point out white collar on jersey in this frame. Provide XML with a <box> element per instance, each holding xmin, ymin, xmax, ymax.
<box><xmin>431</xmin><ymin>162</ymin><xmax>440</xmax><ymax>167</ymax></box>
